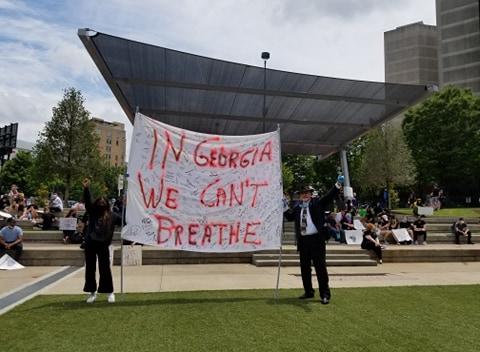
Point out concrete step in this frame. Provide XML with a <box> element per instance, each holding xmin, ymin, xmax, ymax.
<box><xmin>378</xmin><ymin>246</ymin><xmax>480</xmax><ymax>263</ymax></box>
<box><xmin>21</xmin><ymin>231</ymin><xmax>122</xmax><ymax>242</ymax></box>
<box><xmin>425</xmin><ymin>234</ymin><xmax>479</xmax><ymax>243</ymax></box>
<box><xmin>253</xmin><ymin>253</ymin><xmax>372</xmax><ymax>261</ymax></box>
<box><xmin>423</xmin><ymin>224</ymin><xmax>480</xmax><ymax>231</ymax></box>
<box><xmin>390</xmin><ymin>215</ymin><xmax>480</xmax><ymax>224</ymax></box>
<box><xmin>253</xmin><ymin>259</ymin><xmax>378</xmax><ymax>267</ymax></box>
<box><xmin>14</xmin><ymin>243</ymin><xmax>480</xmax><ymax>266</ymax></box>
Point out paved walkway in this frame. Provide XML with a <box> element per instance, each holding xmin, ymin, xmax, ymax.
<box><xmin>2</xmin><ymin>262</ymin><xmax>479</xmax><ymax>298</ymax></box>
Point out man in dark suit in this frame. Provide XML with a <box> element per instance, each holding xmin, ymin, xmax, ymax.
<box><xmin>284</xmin><ymin>176</ymin><xmax>343</xmax><ymax>304</ymax></box>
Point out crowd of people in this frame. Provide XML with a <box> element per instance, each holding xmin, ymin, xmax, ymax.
<box><xmin>1</xmin><ymin>179</ymin><xmax>476</xmax><ymax>305</ymax></box>
<box><xmin>0</xmin><ymin>183</ymin><xmax>124</xmax><ymax>266</ymax></box>
<box><xmin>0</xmin><ymin>181</ymin><xmax>125</xmax><ymax>303</ymax></box>
<box><xmin>0</xmin><ymin>184</ymin><xmax>71</xmax><ymax>229</ymax></box>
<box><xmin>285</xmin><ymin>187</ymin><xmax>476</xmax><ymax>267</ymax></box>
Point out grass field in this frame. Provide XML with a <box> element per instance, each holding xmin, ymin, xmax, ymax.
<box><xmin>393</xmin><ymin>208</ymin><xmax>480</xmax><ymax>217</ymax></box>
<box><xmin>3</xmin><ymin>286</ymin><xmax>480</xmax><ymax>352</ymax></box>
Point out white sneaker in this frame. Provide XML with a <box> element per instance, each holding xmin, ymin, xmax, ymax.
<box><xmin>107</xmin><ymin>293</ymin><xmax>115</xmax><ymax>303</ymax></box>
<box><xmin>86</xmin><ymin>292</ymin><xmax>96</xmax><ymax>303</ymax></box>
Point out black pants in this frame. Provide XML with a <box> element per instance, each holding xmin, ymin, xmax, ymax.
<box><xmin>0</xmin><ymin>243</ymin><xmax>23</xmax><ymax>261</ymax></box>
<box><xmin>83</xmin><ymin>240</ymin><xmax>113</xmax><ymax>293</ymax></box>
<box><xmin>455</xmin><ymin>230</ymin><xmax>472</xmax><ymax>244</ymax></box>
<box><xmin>413</xmin><ymin>231</ymin><xmax>427</xmax><ymax>242</ymax></box>
<box><xmin>361</xmin><ymin>242</ymin><xmax>382</xmax><ymax>260</ymax></box>
<box><xmin>298</xmin><ymin>234</ymin><xmax>330</xmax><ymax>299</ymax></box>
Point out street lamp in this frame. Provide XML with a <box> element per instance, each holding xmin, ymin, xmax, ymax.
<box><xmin>261</xmin><ymin>51</ymin><xmax>270</xmax><ymax>133</ymax></box>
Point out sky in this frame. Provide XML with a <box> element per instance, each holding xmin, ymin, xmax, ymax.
<box><xmin>0</xmin><ymin>0</ymin><xmax>436</xmax><ymax>156</ymax></box>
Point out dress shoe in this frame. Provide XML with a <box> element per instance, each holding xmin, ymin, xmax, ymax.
<box><xmin>298</xmin><ymin>292</ymin><xmax>314</xmax><ymax>299</ymax></box>
<box><xmin>320</xmin><ymin>297</ymin><xmax>330</xmax><ymax>305</ymax></box>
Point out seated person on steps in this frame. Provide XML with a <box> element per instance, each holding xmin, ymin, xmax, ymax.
<box><xmin>378</xmin><ymin>213</ymin><xmax>396</xmax><ymax>244</ymax></box>
<box><xmin>454</xmin><ymin>218</ymin><xmax>474</xmax><ymax>245</ymax></box>
<box><xmin>361</xmin><ymin>223</ymin><xmax>382</xmax><ymax>264</ymax></box>
<box><xmin>413</xmin><ymin>215</ymin><xmax>427</xmax><ymax>245</ymax></box>
<box><xmin>0</xmin><ymin>218</ymin><xmax>23</xmax><ymax>261</ymax></box>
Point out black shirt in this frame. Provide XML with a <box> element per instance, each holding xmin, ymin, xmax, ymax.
<box><xmin>413</xmin><ymin>219</ymin><xmax>426</xmax><ymax>231</ymax></box>
<box><xmin>41</xmin><ymin>213</ymin><xmax>56</xmax><ymax>230</ymax></box>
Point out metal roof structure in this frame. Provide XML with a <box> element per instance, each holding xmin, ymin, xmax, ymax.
<box><xmin>78</xmin><ymin>29</ymin><xmax>433</xmax><ymax>158</ymax></box>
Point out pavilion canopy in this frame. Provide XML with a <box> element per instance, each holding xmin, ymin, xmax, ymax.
<box><xmin>78</xmin><ymin>29</ymin><xmax>432</xmax><ymax>158</ymax></box>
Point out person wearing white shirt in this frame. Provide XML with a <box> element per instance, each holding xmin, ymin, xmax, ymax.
<box><xmin>284</xmin><ymin>176</ymin><xmax>344</xmax><ymax>304</ymax></box>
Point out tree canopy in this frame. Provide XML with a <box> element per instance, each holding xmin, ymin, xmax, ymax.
<box><xmin>403</xmin><ymin>86</ymin><xmax>480</xmax><ymax>196</ymax></box>
<box><xmin>0</xmin><ymin>150</ymin><xmax>35</xmax><ymax>195</ymax></box>
<box><xmin>33</xmin><ymin>87</ymin><xmax>103</xmax><ymax>200</ymax></box>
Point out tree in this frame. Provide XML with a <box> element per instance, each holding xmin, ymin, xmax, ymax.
<box><xmin>281</xmin><ymin>163</ymin><xmax>294</xmax><ymax>194</ymax></box>
<box><xmin>282</xmin><ymin>155</ymin><xmax>317</xmax><ymax>193</ymax></box>
<box><xmin>0</xmin><ymin>150</ymin><xmax>35</xmax><ymax>195</ymax></box>
<box><xmin>357</xmin><ymin>122</ymin><xmax>417</xmax><ymax>208</ymax></box>
<box><xmin>403</xmin><ymin>86</ymin><xmax>480</xmax><ymax>196</ymax></box>
<box><xmin>33</xmin><ymin>88</ymin><xmax>102</xmax><ymax>201</ymax></box>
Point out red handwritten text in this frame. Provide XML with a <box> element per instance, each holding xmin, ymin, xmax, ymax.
<box><xmin>200</xmin><ymin>178</ymin><xmax>269</xmax><ymax>208</ymax></box>
<box><xmin>153</xmin><ymin>214</ymin><xmax>262</xmax><ymax>246</ymax></box>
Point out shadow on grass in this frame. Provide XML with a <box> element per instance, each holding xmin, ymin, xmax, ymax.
<box><xmin>22</xmin><ymin>294</ymin><xmax>326</xmax><ymax>313</ymax></box>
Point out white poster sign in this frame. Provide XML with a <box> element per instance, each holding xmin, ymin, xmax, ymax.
<box><xmin>344</xmin><ymin>230</ymin><xmax>364</xmax><ymax>245</ymax></box>
<box><xmin>59</xmin><ymin>217</ymin><xmax>77</xmax><ymax>231</ymax></box>
<box><xmin>417</xmin><ymin>206</ymin><xmax>434</xmax><ymax>216</ymax></box>
<box><xmin>392</xmin><ymin>228</ymin><xmax>412</xmax><ymax>242</ymax></box>
<box><xmin>0</xmin><ymin>211</ymin><xmax>13</xmax><ymax>219</ymax></box>
<box><xmin>122</xmin><ymin>113</ymin><xmax>283</xmax><ymax>252</ymax></box>
<box><xmin>353</xmin><ymin>219</ymin><xmax>365</xmax><ymax>230</ymax></box>
<box><xmin>0</xmin><ymin>254</ymin><xmax>24</xmax><ymax>270</ymax></box>
<box><xmin>122</xmin><ymin>245</ymin><xmax>142</xmax><ymax>266</ymax></box>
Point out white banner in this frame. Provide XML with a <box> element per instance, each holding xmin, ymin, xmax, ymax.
<box><xmin>122</xmin><ymin>113</ymin><xmax>283</xmax><ymax>252</ymax></box>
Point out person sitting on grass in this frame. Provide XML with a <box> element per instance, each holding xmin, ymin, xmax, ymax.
<box><xmin>454</xmin><ymin>218</ymin><xmax>474</xmax><ymax>245</ymax></box>
<box><xmin>413</xmin><ymin>215</ymin><xmax>427</xmax><ymax>245</ymax></box>
<box><xmin>0</xmin><ymin>218</ymin><xmax>23</xmax><ymax>261</ymax></box>
<box><xmin>361</xmin><ymin>223</ymin><xmax>382</xmax><ymax>264</ymax></box>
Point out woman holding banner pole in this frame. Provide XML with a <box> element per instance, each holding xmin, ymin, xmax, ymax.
<box><xmin>82</xmin><ymin>178</ymin><xmax>121</xmax><ymax>303</ymax></box>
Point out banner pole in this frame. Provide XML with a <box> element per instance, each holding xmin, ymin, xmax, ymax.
<box><xmin>274</xmin><ymin>124</ymin><xmax>284</xmax><ymax>303</ymax></box>
<box><xmin>120</xmin><ymin>107</ymin><xmax>137</xmax><ymax>298</ymax></box>
<box><xmin>120</xmin><ymin>171</ymin><xmax>128</xmax><ymax>298</ymax></box>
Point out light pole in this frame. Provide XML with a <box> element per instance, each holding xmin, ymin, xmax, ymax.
<box><xmin>261</xmin><ymin>51</ymin><xmax>270</xmax><ymax>133</ymax></box>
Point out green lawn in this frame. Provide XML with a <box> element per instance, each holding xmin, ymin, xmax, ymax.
<box><xmin>3</xmin><ymin>286</ymin><xmax>480</xmax><ymax>352</ymax></box>
<box><xmin>393</xmin><ymin>208</ymin><xmax>480</xmax><ymax>217</ymax></box>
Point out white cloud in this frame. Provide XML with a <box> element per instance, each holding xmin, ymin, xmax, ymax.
<box><xmin>0</xmin><ymin>0</ymin><xmax>436</xmax><ymax>157</ymax></box>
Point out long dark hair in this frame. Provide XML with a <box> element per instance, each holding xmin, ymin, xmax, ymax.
<box><xmin>92</xmin><ymin>196</ymin><xmax>111</xmax><ymax>221</ymax></box>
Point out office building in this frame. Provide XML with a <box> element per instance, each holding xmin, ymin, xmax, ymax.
<box><xmin>90</xmin><ymin>117</ymin><xmax>126</xmax><ymax>167</ymax></box>
<box><xmin>384</xmin><ymin>21</ymin><xmax>439</xmax><ymax>85</ymax></box>
<box><xmin>436</xmin><ymin>0</ymin><xmax>480</xmax><ymax>94</ymax></box>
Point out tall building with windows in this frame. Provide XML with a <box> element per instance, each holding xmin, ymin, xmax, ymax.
<box><xmin>436</xmin><ymin>0</ymin><xmax>480</xmax><ymax>94</ymax></box>
<box><xmin>384</xmin><ymin>21</ymin><xmax>439</xmax><ymax>85</ymax></box>
<box><xmin>90</xmin><ymin>117</ymin><xmax>126</xmax><ymax>167</ymax></box>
